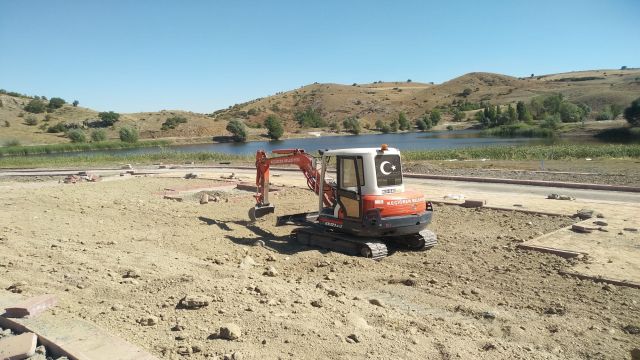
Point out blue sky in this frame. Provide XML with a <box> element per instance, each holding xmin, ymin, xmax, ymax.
<box><xmin>1</xmin><ymin>0</ymin><xmax>638</xmax><ymax>113</ymax></box>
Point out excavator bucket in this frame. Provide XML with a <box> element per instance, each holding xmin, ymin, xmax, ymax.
<box><xmin>249</xmin><ymin>204</ymin><xmax>275</xmax><ymax>221</ymax></box>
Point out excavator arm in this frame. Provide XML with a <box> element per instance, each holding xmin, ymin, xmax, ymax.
<box><xmin>250</xmin><ymin>149</ymin><xmax>335</xmax><ymax>220</ymax></box>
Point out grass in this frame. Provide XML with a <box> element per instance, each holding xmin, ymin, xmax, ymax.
<box><xmin>1</xmin><ymin>144</ymin><xmax>640</xmax><ymax>168</ymax></box>
<box><xmin>0</xmin><ymin>140</ymin><xmax>171</xmax><ymax>156</ymax></box>
<box><xmin>481</xmin><ymin>124</ymin><xmax>556</xmax><ymax>138</ymax></box>
<box><xmin>0</xmin><ymin>150</ymin><xmax>252</xmax><ymax>168</ymax></box>
<box><xmin>402</xmin><ymin>144</ymin><xmax>640</xmax><ymax>161</ymax></box>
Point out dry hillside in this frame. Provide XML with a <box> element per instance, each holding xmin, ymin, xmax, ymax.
<box><xmin>1</xmin><ymin>68</ymin><xmax>639</xmax><ymax>146</ymax></box>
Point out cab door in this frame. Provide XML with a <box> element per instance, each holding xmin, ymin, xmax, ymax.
<box><xmin>337</xmin><ymin>156</ymin><xmax>364</xmax><ymax>219</ymax></box>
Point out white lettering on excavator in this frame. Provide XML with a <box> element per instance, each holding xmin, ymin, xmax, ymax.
<box><xmin>385</xmin><ymin>197</ymin><xmax>425</xmax><ymax>206</ymax></box>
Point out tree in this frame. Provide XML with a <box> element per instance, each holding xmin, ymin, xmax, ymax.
<box><xmin>429</xmin><ymin>109</ymin><xmax>441</xmax><ymax>126</ymax></box>
<box><xmin>67</xmin><ymin>129</ymin><xmax>86</xmax><ymax>143</ymax></box>
<box><xmin>264</xmin><ymin>115</ymin><xmax>284</xmax><ymax>140</ymax></box>
<box><xmin>398</xmin><ymin>112</ymin><xmax>410</xmax><ymax>130</ymax></box>
<box><xmin>294</xmin><ymin>107</ymin><xmax>326</xmax><ymax>127</ymax></box>
<box><xmin>516</xmin><ymin>101</ymin><xmax>529</xmax><ymax>121</ymax></box>
<box><xmin>624</xmin><ymin>97</ymin><xmax>640</xmax><ymax>127</ymax></box>
<box><xmin>507</xmin><ymin>104</ymin><xmax>518</xmax><ymax>124</ymax></box>
<box><xmin>559</xmin><ymin>102</ymin><xmax>584</xmax><ymax>123</ymax></box>
<box><xmin>329</xmin><ymin>121</ymin><xmax>341</xmax><ymax>132</ymax></box>
<box><xmin>91</xmin><ymin>129</ymin><xmax>107</xmax><ymax>142</ymax></box>
<box><xmin>226</xmin><ymin>119</ymin><xmax>247</xmax><ymax>142</ymax></box>
<box><xmin>119</xmin><ymin>126</ymin><xmax>139</xmax><ymax>143</ymax></box>
<box><xmin>389</xmin><ymin>119</ymin><xmax>399</xmax><ymax>132</ymax></box>
<box><xmin>610</xmin><ymin>104</ymin><xmax>623</xmax><ymax>120</ymax></box>
<box><xmin>72</xmin><ymin>100</ymin><xmax>79</xmax><ymax>107</ymax></box>
<box><xmin>48</xmin><ymin>97</ymin><xmax>66</xmax><ymax>109</ymax></box>
<box><xmin>416</xmin><ymin>116</ymin><xmax>432</xmax><ymax>131</ymax></box>
<box><xmin>98</xmin><ymin>111</ymin><xmax>120</xmax><ymax>126</ymax></box>
<box><xmin>24</xmin><ymin>99</ymin><xmax>46</xmax><ymax>113</ymax></box>
<box><xmin>375</xmin><ymin>119</ymin><xmax>385</xmax><ymax>130</ymax></box>
<box><xmin>540</xmin><ymin>114</ymin><xmax>561</xmax><ymax>130</ymax></box>
<box><xmin>453</xmin><ymin>109</ymin><xmax>465</xmax><ymax>121</ymax></box>
<box><xmin>380</xmin><ymin>124</ymin><xmax>391</xmax><ymax>133</ymax></box>
<box><xmin>342</xmin><ymin>117</ymin><xmax>361</xmax><ymax>134</ymax></box>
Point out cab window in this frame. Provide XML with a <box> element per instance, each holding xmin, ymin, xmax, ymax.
<box><xmin>339</xmin><ymin>157</ymin><xmax>364</xmax><ymax>189</ymax></box>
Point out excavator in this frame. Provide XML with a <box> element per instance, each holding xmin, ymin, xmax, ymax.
<box><xmin>249</xmin><ymin>144</ymin><xmax>437</xmax><ymax>259</ymax></box>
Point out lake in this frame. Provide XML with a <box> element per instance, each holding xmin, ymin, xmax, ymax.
<box><xmin>42</xmin><ymin>130</ymin><xmax>605</xmax><ymax>157</ymax></box>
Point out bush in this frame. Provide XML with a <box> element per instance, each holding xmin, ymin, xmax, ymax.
<box><xmin>342</xmin><ymin>117</ymin><xmax>361</xmax><ymax>134</ymax></box>
<box><xmin>559</xmin><ymin>102</ymin><xmax>584</xmax><ymax>123</ymax></box>
<box><xmin>48</xmin><ymin>97</ymin><xmax>66</xmax><ymax>109</ymax></box>
<box><xmin>24</xmin><ymin>99</ymin><xmax>47</xmax><ymax>113</ymax></box>
<box><xmin>264</xmin><ymin>115</ymin><xmax>284</xmax><ymax>140</ymax></box>
<box><xmin>329</xmin><ymin>121</ymin><xmax>341</xmax><ymax>132</ymax></box>
<box><xmin>453</xmin><ymin>109</ymin><xmax>465</xmax><ymax>121</ymax></box>
<box><xmin>24</xmin><ymin>115</ymin><xmax>38</xmax><ymax>126</ymax></box>
<box><xmin>624</xmin><ymin>97</ymin><xmax>640</xmax><ymax>127</ymax></box>
<box><xmin>119</xmin><ymin>127</ymin><xmax>139</xmax><ymax>143</ymax></box>
<box><xmin>462</xmin><ymin>88</ymin><xmax>472</xmax><ymax>97</ymax></box>
<box><xmin>4</xmin><ymin>120</ymin><xmax>9</xmax><ymax>127</ymax></box>
<box><xmin>375</xmin><ymin>119</ymin><xmax>385</xmax><ymax>130</ymax></box>
<box><xmin>91</xmin><ymin>129</ymin><xmax>107</xmax><ymax>142</ymax></box>
<box><xmin>610</xmin><ymin>104</ymin><xmax>623</xmax><ymax>120</ymax></box>
<box><xmin>47</xmin><ymin>122</ymin><xmax>67</xmax><ymax>133</ymax></box>
<box><xmin>429</xmin><ymin>109</ymin><xmax>441</xmax><ymax>126</ymax></box>
<box><xmin>380</xmin><ymin>124</ymin><xmax>391</xmax><ymax>133</ymax></box>
<box><xmin>4</xmin><ymin>139</ymin><xmax>21</xmax><ymax>146</ymax></box>
<box><xmin>398</xmin><ymin>112</ymin><xmax>410</xmax><ymax>130</ymax></box>
<box><xmin>390</xmin><ymin>119</ymin><xmax>399</xmax><ymax>132</ymax></box>
<box><xmin>446</xmin><ymin>125</ymin><xmax>454</xmax><ymax>131</ymax></box>
<box><xmin>72</xmin><ymin>100</ymin><xmax>79</xmax><ymax>107</ymax></box>
<box><xmin>541</xmin><ymin>114</ymin><xmax>561</xmax><ymax>130</ymax></box>
<box><xmin>161</xmin><ymin>116</ymin><xmax>187</xmax><ymax>130</ymax></box>
<box><xmin>294</xmin><ymin>108</ymin><xmax>326</xmax><ymax>128</ymax></box>
<box><xmin>98</xmin><ymin>111</ymin><xmax>120</xmax><ymax>127</ymax></box>
<box><xmin>595</xmin><ymin>110</ymin><xmax>612</xmax><ymax>121</ymax></box>
<box><xmin>0</xmin><ymin>99</ymin><xmax>3</xmax><ymax>107</ymax></box>
<box><xmin>226</xmin><ymin>119</ymin><xmax>247</xmax><ymax>142</ymax></box>
<box><xmin>67</xmin><ymin>129</ymin><xmax>87</xmax><ymax>143</ymax></box>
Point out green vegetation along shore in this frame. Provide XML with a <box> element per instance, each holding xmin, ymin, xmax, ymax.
<box><xmin>1</xmin><ymin>144</ymin><xmax>639</xmax><ymax>169</ymax></box>
<box><xmin>0</xmin><ymin>140</ymin><xmax>171</xmax><ymax>156</ymax></box>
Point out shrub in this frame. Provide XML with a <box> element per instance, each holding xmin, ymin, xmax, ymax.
<box><xmin>624</xmin><ymin>97</ymin><xmax>640</xmax><ymax>127</ymax></box>
<box><xmin>48</xmin><ymin>97</ymin><xmax>66</xmax><ymax>109</ymax></box>
<box><xmin>609</xmin><ymin>104</ymin><xmax>623</xmax><ymax>120</ymax></box>
<box><xmin>24</xmin><ymin>99</ymin><xmax>47</xmax><ymax>113</ymax></box>
<box><xmin>0</xmin><ymin>99</ymin><xmax>3</xmax><ymax>107</ymax></box>
<box><xmin>342</xmin><ymin>117</ymin><xmax>361</xmax><ymax>134</ymax></box>
<box><xmin>595</xmin><ymin>110</ymin><xmax>612</xmax><ymax>121</ymax></box>
<box><xmin>429</xmin><ymin>109</ymin><xmax>441</xmax><ymax>126</ymax></box>
<box><xmin>72</xmin><ymin>100</ymin><xmax>79</xmax><ymax>107</ymax></box>
<box><xmin>24</xmin><ymin>115</ymin><xmax>38</xmax><ymax>126</ymax></box>
<box><xmin>446</xmin><ymin>125</ymin><xmax>454</xmax><ymax>131</ymax></box>
<box><xmin>98</xmin><ymin>111</ymin><xmax>120</xmax><ymax>127</ymax></box>
<box><xmin>329</xmin><ymin>121</ymin><xmax>341</xmax><ymax>132</ymax></box>
<box><xmin>4</xmin><ymin>120</ymin><xmax>9</xmax><ymax>127</ymax></box>
<box><xmin>67</xmin><ymin>129</ymin><xmax>87</xmax><ymax>143</ymax></box>
<box><xmin>390</xmin><ymin>119</ymin><xmax>399</xmax><ymax>132</ymax></box>
<box><xmin>4</xmin><ymin>139</ymin><xmax>21</xmax><ymax>146</ymax></box>
<box><xmin>462</xmin><ymin>88</ymin><xmax>472</xmax><ymax>97</ymax></box>
<box><xmin>226</xmin><ymin>119</ymin><xmax>247</xmax><ymax>142</ymax></box>
<box><xmin>415</xmin><ymin>118</ymin><xmax>428</xmax><ymax>131</ymax></box>
<box><xmin>398</xmin><ymin>112</ymin><xmax>410</xmax><ymax>131</ymax></box>
<box><xmin>380</xmin><ymin>124</ymin><xmax>391</xmax><ymax>133</ymax></box>
<box><xmin>541</xmin><ymin>114</ymin><xmax>561</xmax><ymax>130</ymax></box>
<box><xmin>47</xmin><ymin>122</ymin><xmax>67</xmax><ymax>133</ymax></box>
<box><xmin>161</xmin><ymin>116</ymin><xmax>187</xmax><ymax>130</ymax></box>
<box><xmin>264</xmin><ymin>115</ymin><xmax>284</xmax><ymax>140</ymax></box>
<box><xmin>247</xmin><ymin>108</ymin><xmax>258</xmax><ymax>116</ymax></box>
<box><xmin>119</xmin><ymin>127</ymin><xmax>139</xmax><ymax>143</ymax></box>
<box><xmin>91</xmin><ymin>129</ymin><xmax>107</xmax><ymax>142</ymax></box>
<box><xmin>375</xmin><ymin>119</ymin><xmax>385</xmax><ymax>130</ymax></box>
<box><xmin>294</xmin><ymin>108</ymin><xmax>326</xmax><ymax>128</ymax></box>
<box><xmin>453</xmin><ymin>109</ymin><xmax>465</xmax><ymax>121</ymax></box>
<box><xmin>559</xmin><ymin>102</ymin><xmax>585</xmax><ymax>123</ymax></box>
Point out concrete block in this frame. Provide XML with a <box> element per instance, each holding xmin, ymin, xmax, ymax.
<box><xmin>0</xmin><ymin>332</ymin><xmax>37</xmax><ymax>360</ymax></box>
<box><xmin>5</xmin><ymin>295</ymin><xmax>57</xmax><ymax>318</ymax></box>
<box><xmin>460</xmin><ymin>199</ymin><xmax>486</xmax><ymax>208</ymax></box>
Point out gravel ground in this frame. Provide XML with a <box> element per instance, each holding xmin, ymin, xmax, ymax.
<box><xmin>405</xmin><ymin>159</ymin><xmax>640</xmax><ymax>187</ymax></box>
<box><xmin>0</xmin><ymin>177</ymin><xmax>639</xmax><ymax>359</ymax></box>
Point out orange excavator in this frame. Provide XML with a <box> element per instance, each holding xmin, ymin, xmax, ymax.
<box><xmin>250</xmin><ymin>145</ymin><xmax>436</xmax><ymax>259</ymax></box>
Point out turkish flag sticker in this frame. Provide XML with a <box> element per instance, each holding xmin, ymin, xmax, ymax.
<box><xmin>375</xmin><ymin>155</ymin><xmax>402</xmax><ymax>186</ymax></box>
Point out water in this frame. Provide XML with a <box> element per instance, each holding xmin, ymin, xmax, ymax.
<box><xmin>41</xmin><ymin>130</ymin><xmax>602</xmax><ymax>157</ymax></box>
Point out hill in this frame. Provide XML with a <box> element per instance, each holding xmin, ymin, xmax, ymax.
<box><xmin>1</xmin><ymin>68</ymin><xmax>639</xmax><ymax>146</ymax></box>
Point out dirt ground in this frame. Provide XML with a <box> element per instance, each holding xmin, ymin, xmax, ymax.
<box><xmin>405</xmin><ymin>158</ymin><xmax>640</xmax><ymax>187</ymax></box>
<box><xmin>0</xmin><ymin>177</ymin><xmax>639</xmax><ymax>359</ymax></box>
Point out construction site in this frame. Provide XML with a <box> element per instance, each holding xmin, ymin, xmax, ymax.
<box><xmin>0</xmin><ymin>150</ymin><xmax>639</xmax><ymax>360</ymax></box>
